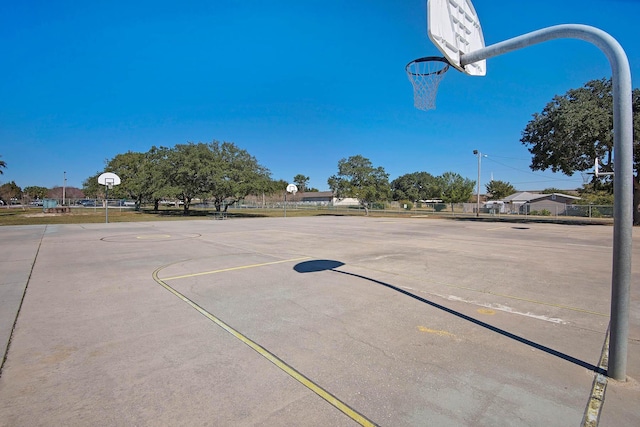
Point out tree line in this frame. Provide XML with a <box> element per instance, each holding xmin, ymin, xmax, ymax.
<box><xmin>1</xmin><ymin>77</ymin><xmax>638</xmax><ymax>221</ymax></box>
<box><xmin>328</xmin><ymin>155</ymin><xmax>478</xmax><ymax>215</ymax></box>
<box><xmin>82</xmin><ymin>141</ymin><xmax>276</xmax><ymax>213</ymax></box>
<box><xmin>83</xmin><ymin>143</ymin><xmax>480</xmax><ymax>215</ymax></box>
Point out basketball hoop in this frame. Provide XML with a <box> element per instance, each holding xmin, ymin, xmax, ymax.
<box><xmin>406</xmin><ymin>56</ymin><xmax>450</xmax><ymax>111</ymax></box>
<box><xmin>97</xmin><ymin>172</ymin><xmax>121</xmax><ymax>224</ymax></box>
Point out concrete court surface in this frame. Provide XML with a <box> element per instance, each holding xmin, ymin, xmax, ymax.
<box><xmin>0</xmin><ymin>216</ymin><xmax>638</xmax><ymax>426</ymax></box>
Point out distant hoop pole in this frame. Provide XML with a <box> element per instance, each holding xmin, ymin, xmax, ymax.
<box><xmin>462</xmin><ymin>24</ymin><xmax>632</xmax><ymax>381</ymax></box>
<box><xmin>98</xmin><ymin>173</ymin><xmax>121</xmax><ymax>224</ymax></box>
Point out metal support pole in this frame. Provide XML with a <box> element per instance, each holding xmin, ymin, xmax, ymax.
<box><xmin>462</xmin><ymin>24</ymin><xmax>632</xmax><ymax>380</ymax></box>
<box><xmin>63</xmin><ymin>171</ymin><xmax>66</xmax><ymax>206</ymax></box>
<box><xmin>105</xmin><ymin>186</ymin><xmax>109</xmax><ymax>224</ymax></box>
<box><xmin>473</xmin><ymin>150</ymin><xmax>481</xmax><ymax>216</ymax></box>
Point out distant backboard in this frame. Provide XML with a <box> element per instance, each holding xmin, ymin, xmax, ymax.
<box><xmin>98</xmin><ymin>172</ymin><xmax>121</xmax><ymax>187</ymax></box>
<box><xmin>286</xmin><ymin>184</ymin><xmax>298</xmax><ymax>194</ymax></box>
<box><xmin>427</xmin><ymin>0</ymin><xmax>486</xmax><ymax>76</ymax></box>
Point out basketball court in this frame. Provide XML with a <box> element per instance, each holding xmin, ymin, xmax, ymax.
<box><xmin>1</xmin><ymin>0</ymin><xmax>637</xmax><ymax>425</ymax></box>
<box><xmin>0</xmin><ymin>216</ymin><xmax>638</xmax><ymax>426</ymax></box>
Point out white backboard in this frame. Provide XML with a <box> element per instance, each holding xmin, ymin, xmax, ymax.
<box><xmin>427</xmin><ymin>0</ymin><xmax>486</xmax><ymax>76</ymax></box>
<box><xmin>286</xmin><ymin>184</ymin><xmax>298</xmax><ymax>194</ymax></box>
<box><xmin>98</xmin><ymin>172</ymin><xmax>121</xmax><ymax>186</ymax></box>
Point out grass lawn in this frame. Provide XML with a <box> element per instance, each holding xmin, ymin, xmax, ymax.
<box><xmin>0</xmin><ymin>205</ymin><xmax>613</xmax><ymax>226</ymax></box>
<box><xmin>0</xmin><ymin>206</ymin><xmax>370</xmax><ymax>226</ymax></box>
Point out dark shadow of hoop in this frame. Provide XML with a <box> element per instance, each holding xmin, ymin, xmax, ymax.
<box><xmin>293</xmin><ymin>259</ymin><xmax>606</xmax><ymax>376</ymax></box>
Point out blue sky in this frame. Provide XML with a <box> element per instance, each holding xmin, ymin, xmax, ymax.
<box><xmin>2</xmin><ymin>0</ymin><xmax>639</xmax><ymax>193</ymax></box>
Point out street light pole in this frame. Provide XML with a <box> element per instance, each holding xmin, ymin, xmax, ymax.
<box><xmin>63</xmin><ymin>171</ymin><xmax>67</xmax><ymax>206</ymax></box>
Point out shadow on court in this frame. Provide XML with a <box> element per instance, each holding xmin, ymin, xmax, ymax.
<box><xmin>293</xmin><ymin>259</ymin><xmax>605</xmax><ymax>375</ymax></box>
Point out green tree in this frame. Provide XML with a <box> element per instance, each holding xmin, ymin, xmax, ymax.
<box><xmin>0</xmin><ymin>181</ymin><xmax>22</xmax><ymax>204</ymax></box>
<box><xmin>23</xmin><ymin>186</ymin><xmax>48</xmax><ymax>200</ymax></box>
<box><xmin>485</xmin><ymin>180</ymin><xmax>516</xmax><ymax>200</ymax></box>
<box><xmin>391</xmin><ymin>171</ymin><xmax>439</xmax><ymax>202</ymax></box>
<box><xmin>145</xmin><ymin>146</ymin><xmax>173</xmax><ymax>210</ymax></box>
<box><xmin>207</xmin><ymin>141</ymin><xmax>272</xmax><ymax>212</ymax></box>
<box><xmin>575</xmin><ymin>189</ymin><xmax>614</xmax><ymax>205</ymax></box>
<box><xmin>105</xmin><ymin>151</ymin><xmax>156</xmax><ymax>210</ymax></box>
<box><xmin>293</xmin><ymin>174</ymin><xmax>309</xmax><ymax>193</ymax></box>
<box><xmin>165</xmin><ymin>142</ymin><xmax>213</xmax><ymax>214</ymax></box>
<box><xmin>79</xmin><ymin>141</ymin><xmax>271</xmax><ymax>213</ymax></box>
<box><xmin>265</xmin><ymin>179</ymin><xmax>288</xmax><ymax>196</ymax></box>
<box><xmin>82</xmin><ymin>172</ymin><xmax>103</xmax><ymax>199</ymax></box>
<box><xmin>0</xmin><ymin>155</ymin><xmax>6</xmax><ymax>174</ymax></box>
<box><xmin>540</xmin><ymin>187</ymin><xmax>564</xmax><ymax>194</ymax></box>
<box><xmin>327</xmin><ymin>155</ymin><xmax>390</xmax><ymax>215</ymax></box>
<box><xmin>436</xmin><ymin>172</ymin><xmax>475</xmax><ymax>212</ymax></box>
<box><xmin>520</xmin><ymin>77</ymin><xmax>640</xmax><ymax>224</ymax></box>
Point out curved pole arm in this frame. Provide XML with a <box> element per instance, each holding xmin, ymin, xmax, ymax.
<box><xmin>463</xmin><ymin>24</ymin><xmax>632</xmax><ymax>381</ymax></box>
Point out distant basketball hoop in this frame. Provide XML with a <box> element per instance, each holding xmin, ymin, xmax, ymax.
<box><xmin>581</xmin><ymin>171</ymin><xmax>593</xmax><ymax>185</ymax></box>
<box><xmin>284</xmin><ymin>183</ymin><xmax>298</xmax><ymax>218</ymax></box>
<box><xmin>97</xmin><ymin>172</ymin><xmax>121</xmax><ymax>224</ymax></box>
<box><xmin>595</xmin><ymin>158</ymin><xmax>614</xmax><ymax>177</ymax></box>
<box><xmin>98</xmin><ymin>172</ymin><xmax>121</xmax><ymax>187</ymax></box>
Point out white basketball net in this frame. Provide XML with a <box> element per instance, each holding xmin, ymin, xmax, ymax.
<box><xmin>406</xmin><ymin>57</ymin><xmax>450</xmax><ymax>111</ymax></box>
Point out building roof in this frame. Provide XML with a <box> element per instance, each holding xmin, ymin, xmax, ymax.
<box><xmin>502</xmin><ymin>191</ymin><xmax>542</xmax><ymax>202</ymax></box>
<box><xmin>501</xmin><ymin>191</ymin><xmax>581</xmax><ymax>203</ymax></box>
<box><xmin>530</xmin><ymin>192</ymin><xmax>581</xmax><ymax>201</ymax></box>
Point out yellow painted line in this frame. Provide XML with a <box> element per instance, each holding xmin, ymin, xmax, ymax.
<box><xmin>443</xmin><ymin>284</ymin><xmax>608</xmax><ymax>317</ymax></box>
<box><xmin>582</xmin><ymin>327</ymin><xmax>609</xmax><ymax>426</ymax></box>
<box><xmin>162</xmin><ymin>256</ymin><xmax>311</xmax><ymax>281</ymax></box>
<box><xmin>152</xmin><ymin>264</ymin><xmax>377</xmax><ymax>427</ymax></box>
<box><xmin>477</xmin><ymin>308</ymin><xmax>496</xmax><ymax>315</ymax></box>
<box><xmin>417</xmin><ymin>326</ymin><xmax>456</xmax><ymax>337</ymax></box>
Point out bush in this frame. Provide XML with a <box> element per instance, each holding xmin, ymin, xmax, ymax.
<box><xmin>434</xmin><ymin>203</ymin><xmax>447</xmax><ymax>212</ymax></box>
<box><xmin>530</xmin><ymin>209</ymin><xmax>551</xmax><ymax>216</ymax></box>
